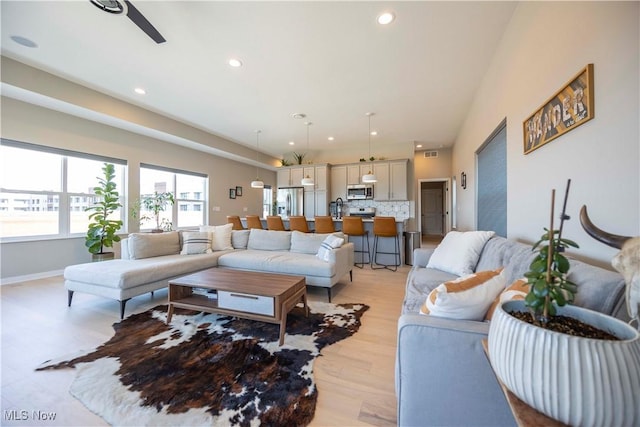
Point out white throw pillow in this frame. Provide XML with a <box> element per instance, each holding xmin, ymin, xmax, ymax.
<box><xmin>426</xmin><ymin>230</ymin><xmax>495</xmax><ymax>276</ymax></box>
<box><xmin>420</xmin><ymin>269</ymin><xmax>506</xmax><ymax>321</ymax></box>
<box><xmin>200</xmin><ymin>223</ymin><xmax>233</xmax><ymax>251</ymax></box>
<box><xmin>180</xmin><ymin>231</ymin><xmax>212</xmax><ymax>255</ymax></box>
<box><xmin>316</xmin><ymin>234</ymin><xmax>345</xmax><ymax>262</ymax></box>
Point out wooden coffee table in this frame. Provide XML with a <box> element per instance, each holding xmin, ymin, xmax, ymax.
<box><xmin>167</xmin><ymin>268</ymin><xmax>307</xmax><ymax>345</ymax></box>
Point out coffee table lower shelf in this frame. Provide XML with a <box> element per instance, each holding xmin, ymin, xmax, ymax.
<box><xmin>167</xmin><ymin>269</ymin><xmax>307</xmax><ymax>346</ymax></box>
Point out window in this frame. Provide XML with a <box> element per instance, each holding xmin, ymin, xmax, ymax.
<box><xmin>476</xmin><ymin>121</ymin><xmax>507</xmax><ymax>237</ymax></box>
<box><xmin>139</xmin><ymin>164</ymin><xmax>207</xmax><ymax>230</ymax></box>
<box><xmin>0</xmin><ymin>139</ymin><xmax>126</xmax><ymax>240</ymax></box>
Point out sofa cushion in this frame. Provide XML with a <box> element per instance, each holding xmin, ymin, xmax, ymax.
<box><xmin>316</xmin><ymin>234</ymin><xmax>345</xmax><ymax>262</ymax></box>
<box><xmin>247</xmin><ymin>229</ymin><xmax>292</xmax><ymax>251</ymax></box>
<box><xmin>231</xmin><ymin>229</ymin><xmax>251</xmax><ymax>249</ymax></box>
<box><xmin>218</xmin><ymin>250</ymin><xmax>336</xmax><ymax>277</ymax></box>
<box><xmin>128</xmin><ymin>231</ymin><xmax>181</xmax><ymax>259</ymax></box>
<box><xmin>420</xmin><ymin>269</ymin><xmax>506</xmax><ymax>321</ymax></box>
<box><xmin>427</xmin><ymin>231</ymin><xmax>495</xmax><ymax>276</ymax></box>
<box><xmin>64</xmin><ymin>252</ymin><xmax>225</xmax><ymax>289</ymax></box>
<box><xmin>200</xmin><ymin>223</ymin><xmax>233</xmax><ymax>250</ymax></box>
<box><xmin>484</xmin><ymin>278</ymin><xmax>529</xmax><ymax>321</ymax></box>
<box><xmin>180</xmin><ymin>231</ymin><xmax>212</xmax><ymax>255</ymax></box>
<box><xmin>290</xmin><ymin>231</ymin><xmax>346</xmax><ymax>254</ymax></box>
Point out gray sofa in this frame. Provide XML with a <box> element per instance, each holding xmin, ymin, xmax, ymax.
<box><xmin>65</xmin><ymin>228</ymin><xmax>354</xmax><ymax>318</ymax></box>
<box><xmin>396</xmin><ymin>235</ymin><xmax>627</xmax><ymax>427</ymax></box>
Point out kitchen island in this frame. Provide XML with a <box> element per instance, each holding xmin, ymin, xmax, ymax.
<box><xmin>240</xmin><ymin>216</ymin><xmax>410</xmax><ymax>265</ymax></box>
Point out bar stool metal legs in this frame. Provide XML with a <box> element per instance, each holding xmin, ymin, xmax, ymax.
<box><xmin>372</xmin><ymin>216</ymin><xmax>401</xmax><ymax>272</ymax></box>
<box><xmin>351</xmin><ymin>231</ymin><xmax>370</xmax><ymax>268</ymax></box>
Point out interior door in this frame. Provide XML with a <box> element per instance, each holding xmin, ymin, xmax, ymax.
<box><xmin>422</xmin><ymin>188</ymin><xmax>443</xmax><ymax>235</ymax></box>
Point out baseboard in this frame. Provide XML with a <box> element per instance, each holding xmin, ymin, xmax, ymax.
<box><xmin>0</xmin><ymin>270</ymin><xmax>64</xmax><ymax>285</ymax></box>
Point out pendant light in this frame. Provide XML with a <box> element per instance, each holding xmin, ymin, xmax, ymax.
<box><xmin>362</xmin><ymin>112</ymin><xmax>378</xmax><ymax>183</ymax></box>
<box><xmin>301</xmin><ymin>121</ymin><xmax>315</xmax><ymax>186</ymax></box>
<box><xmin>250</xmin><ymin>130</ymin><xmax>264</xmax><ymax>188</ymax></box>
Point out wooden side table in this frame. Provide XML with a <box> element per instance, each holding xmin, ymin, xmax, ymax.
<box><xmin>482</xmin><ymin>340</ymin><xmax>567</xmax><ymax>427</ymax></box>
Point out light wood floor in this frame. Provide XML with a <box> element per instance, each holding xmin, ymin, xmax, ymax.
<box><xmin>1</xmin><ymin>263</ymin><xmax>416</xmax><ymax>426</ymax></box>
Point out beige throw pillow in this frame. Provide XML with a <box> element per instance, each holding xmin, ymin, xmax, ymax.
<box><xmin>200</xmin><ymin>223</ymin><xmax>233</xmax><ymax>251</ymax></box>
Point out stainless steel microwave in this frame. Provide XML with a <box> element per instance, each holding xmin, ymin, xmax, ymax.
<box><xmin>346</xmin><ymin>184</ymin><xmax>374</xmax><ymax>200</ymax></box>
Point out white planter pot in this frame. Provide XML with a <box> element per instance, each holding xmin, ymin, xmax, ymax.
<box><xmin>488</xmin><ymin>300</ymin><xmax>640</xmax><ymax>427</ymax></box>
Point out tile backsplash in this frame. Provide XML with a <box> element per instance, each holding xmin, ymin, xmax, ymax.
<box><xmin>347</xmin><ymin>200</ymin><xmax>413</xmax><ymax>221</ymax></box>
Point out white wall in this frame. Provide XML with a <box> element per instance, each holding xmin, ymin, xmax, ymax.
<box><xmin>0</xmin><ymin>97</ymin><xmax>276</xmax><ymax>280</ymax></box>
<box><xmin>453</xmin><ymin>1</ymin><xmax>639</xmax><ymax>267</ymax></box>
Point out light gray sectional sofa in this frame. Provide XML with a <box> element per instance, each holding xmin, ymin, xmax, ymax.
<box><xmin>64</xmin><ymin>227</ymin><xmax>354</xmax><ymax>318</ymax></box>
<box><xmin>396</xmin><ymin>234</ymin><xmax>627</xmax><ymax>427</ymax></box>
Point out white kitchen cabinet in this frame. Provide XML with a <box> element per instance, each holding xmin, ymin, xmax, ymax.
<box><xmin>373</xmin><ymin>162</ymin><xmax>390</xmax><ymax>200</ymax></box>
<box><xmin>372</xmin><ymin>159</ymin><xmax>408</xmax><ymax>201</ymax></box>
<box><xmin>389</xmin><ymin>160</ymin><xmax>408</xmax><ymax>200</ymax></box>
<box><xmin>314</xmin><ymin>165</ymin><xmax>328</xmax><ymax>191</ymax></box>
<box><xmin>331</xmin><ymin>165</ymin><xmax>347</xmax><ymax>200</ymax></box>
<box><xmin>277</xmin><ymin>166</ymin><xmax>305</xmax><ymax>187</ymax></box>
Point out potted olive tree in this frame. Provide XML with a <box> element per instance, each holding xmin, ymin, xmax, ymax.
<box><xmin>132</xmin><ymin>191</ymin><xmax>175</xmax><ymax>232</ymax></box>
<box><xmin>85</xmin><ymin>163</ymin><xmax>123</xmax><ymax>261</ymax></box>
<box><xmin>488</xmin><ymin>181</ymin><xmax>640</xmax><ymax>426</ymax></box>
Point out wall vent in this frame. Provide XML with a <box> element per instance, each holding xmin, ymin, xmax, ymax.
<box><xmin>423</xmin><ymin>150</ymin><xmax>439</xmax><ymax>158</ymax></box>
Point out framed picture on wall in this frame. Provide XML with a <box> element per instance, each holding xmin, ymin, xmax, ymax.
<box><xmin>236</xmin><ymin>186</ymin><xmax>243</xmax><ymax>197</ymax></box>
<box><xmin>523</xmin><ymin>64</ymin><xmax>594</xmax><ymax>155</ymax></box>
<box><xmin>229</xmin><ymin>188</ymin><xmax>236</xmax><ymax>199</ymax></box>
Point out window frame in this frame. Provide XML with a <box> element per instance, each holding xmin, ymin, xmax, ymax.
<box><xmin>1</xmin><ymin>139</ymin><xmax>127</xmax><ymax>243</ymax></box>
<box><xmin>139</xmin><ymin>163</ymin><xmax>208</xmax><ymax>231</ymax></box>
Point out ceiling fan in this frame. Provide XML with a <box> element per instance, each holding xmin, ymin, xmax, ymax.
<box><xmin>90</xmin><ymin>0</ymin><xmax>166</xmax><ymax>44</ymax></box>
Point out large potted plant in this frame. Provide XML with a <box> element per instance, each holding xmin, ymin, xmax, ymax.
<box><xmin>488</xmin><ymin>181</ymin><xmax>640</xmax><ymax>426</ymax></box>
<box><xmin>132</xmin><ymin>191</ymin><xmax>175</xmax><ymax>232</ymax></box>
<box><xmin>85</xmin><ymin>163</ymin><xmax>123</xmax><ymax>261</ymax></box>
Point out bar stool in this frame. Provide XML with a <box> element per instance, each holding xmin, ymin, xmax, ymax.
<box><xmin>314</xmin><ymin>216</ymin><xmax>336</xmax><ymax>234</ymax></box>
<box><xmin>289</xmin><ymin>216</ymin><xmax>310</xmax><ymax>232</ymax></box>
<box><xmin>245</xmin><ymin>215</ymin><xmax>263</xmax><ymax>229</ymax></box>
<box><xmin>226</xmin><ymin>215</ymin><xmax>244</xmax><ymax>230</ymax></box>
<box><xmin>342</xmin><ymin>216</ymin><xmax>370</xmax><ymax>268</ymax></box>
<box><xmin>372</xmin><ymin>216</ymin><xmax>401</xmax><ymax>271</ymax></box>
<box><xmin>266</xmin><ymin>216</ymin><xmax>287</xmax><ymax>231</ymax></box>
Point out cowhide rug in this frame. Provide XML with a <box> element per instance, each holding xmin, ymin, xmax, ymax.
<box><xmin>37</xmin><ymin>301</ymin><xmax>368</xmax><ymax>427</ymax></box>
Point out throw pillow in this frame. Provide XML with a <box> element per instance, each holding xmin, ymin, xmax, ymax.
<box><xmin>316</xmin><ymin>234</ymin><xmax>345</xmax><ymax>262</ymax></box>
<box><xmin>180</xmin><ymin>231</ymin><xmax>212</xmax><ymax>255</ymax></box>
<box><xmin>426</xmin><ymin>230</ymin><xmax>495</xmax><ymax>276</ymax></box>
<box><xmin>128</xmin><ymin>231</ymin><xmax>181</xmax><ymax>259</ymax></box>
<box><xmin>420</xmin><ymin>269</ymin><xmax>506</xmax><ymax>321</ymax></box>
<box><xmin>290</xmin><ymin>231</ymin><xmax>346</xmax><ymax>255</ymax></box>
<box><xmin>231</xmin><ymin>229</ymin><xmax>250</xmax><ymax>249</ymax></box>
<box><xmin>484</xmin><ymin>278</ymin><xmax>530</xmax><ymax>321</ymax></box>
<box><xmin>200</xmin><ymin>224</ymin><xmax>233</xmax><ymax>251</ymax></box>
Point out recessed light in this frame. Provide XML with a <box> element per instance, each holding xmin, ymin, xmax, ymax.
<box><xmin>377</xmin><ymin>12</ymin><xmax>395</xmax><ymax>25</ymax></box>
<box><xmin>328</xmin><ymin>137</ymin><xmax>335</xmax><ymax>141</ymax></box>
<box><xmin>291</xmin><ymin>113</ymin><xmax>306</xmax><ymax>119</ymax></box>
<box><xmin>289</xmin><ymin>141</ymin><xmax>295</xmax><ymax>146</ymax></box>
<box><xmin>228</xmin><ymin>58</ymin><xmax>243</xmax><ymax>68</ymax></box>
<box><xmin>134</xmin><ymin>87</ymin><xmax>146</xmax><ymax>95</ymax></box>
<box><xmin>370</xmin><ymin>131</ymin><xmax>378</xmax><ymax>136</ymax></box>
<box><xmin>10</xmin><ymin>35</ymin><xmax>38</xmax><ymax>48</ymax></box>
<box><xmin>416</xmin><ymin>144</ymin><xmax>423</xmax><ymax>148</ymax></box>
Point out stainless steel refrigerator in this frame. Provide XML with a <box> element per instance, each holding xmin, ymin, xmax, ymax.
<box><xmin>276</xmin><ymin>187</ymin><xmax>304</xmax><ymax>218</ymax></box>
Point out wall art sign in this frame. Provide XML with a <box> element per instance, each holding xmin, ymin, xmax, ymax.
<box><xmin>523</xmin><ymin>64</ymin><xmax>594</xmax><ymax>155</ymax></box>
<box><xmin>229</xmin><ymin>188</ymin><xmax>236</xmax><ymax>199</ymax></box>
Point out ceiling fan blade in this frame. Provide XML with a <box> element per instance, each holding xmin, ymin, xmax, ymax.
<box><xmin>124</xmin><ymin>0</ymin><xmax>166</xmax><ymax>44</ymax></box>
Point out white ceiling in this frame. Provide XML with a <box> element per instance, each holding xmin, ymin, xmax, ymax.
<box><xmin>1</xmin><ymin>1</ymin><xmax>517</xmax><ymax>159</ymax></box>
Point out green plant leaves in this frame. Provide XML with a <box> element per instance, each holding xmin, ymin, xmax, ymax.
<box><xmin>85</xmin><ymin>163</ymin><xmax>123</xmax><ymax>255</ymax></box>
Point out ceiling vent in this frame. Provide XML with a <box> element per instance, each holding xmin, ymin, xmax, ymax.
<box><xmin>423</xmin><ymin>150</ymin><xmax>439</xmax><ymax>158</ymax></box>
